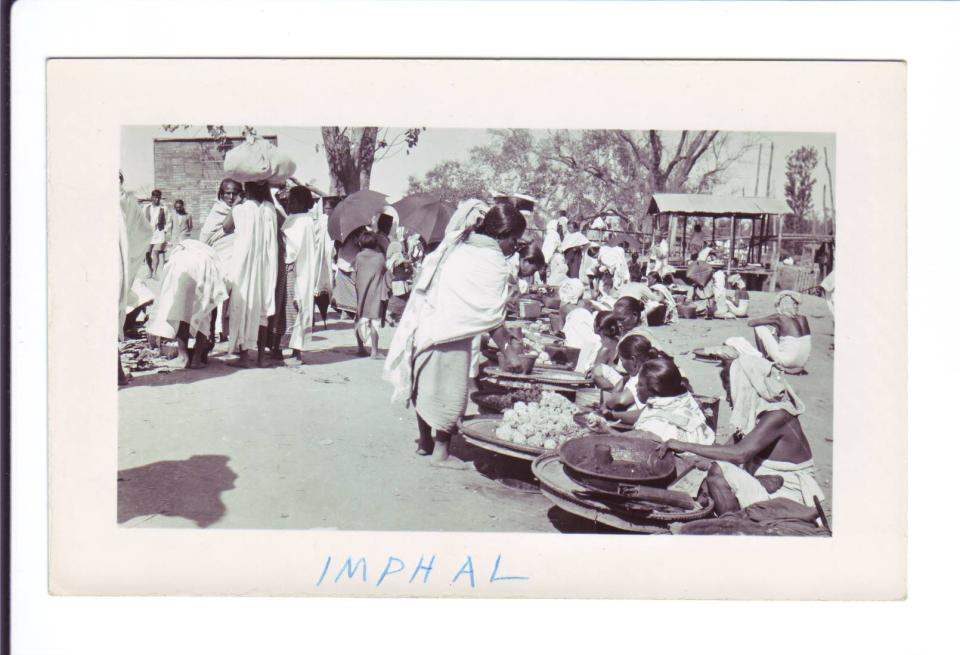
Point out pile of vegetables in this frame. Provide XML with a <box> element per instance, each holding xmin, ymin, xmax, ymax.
<box><xmin>495</xmin><ymin>392</ymin><xmax>590</xmax><ymax>450</ymax></box>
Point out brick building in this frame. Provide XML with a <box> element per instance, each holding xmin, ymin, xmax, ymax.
<box><xmin>152</xmin><ymin>135</ymin><xmax>277</xmax><ymax>232</ymax></box>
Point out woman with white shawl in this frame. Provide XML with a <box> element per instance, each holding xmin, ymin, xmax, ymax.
<box><xmin>383</xmin><ymin>200</ymin><xmax>527</xmax><ymax>466</ymax></box>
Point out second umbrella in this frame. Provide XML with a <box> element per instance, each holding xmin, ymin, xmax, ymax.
<box><xmin>393</xmin><ymin>192</ymin><xmax>455</xmax><ymax>245</ymax></box>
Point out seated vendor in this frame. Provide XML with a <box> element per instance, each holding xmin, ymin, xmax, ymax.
<box><xmin>508</xmin><ymin>242</ymin><xmax>545</xmax><ymax>298</ymax></box>
<box><xmin>591</xmin><ymin>296</ymin><xmax>668</xmax><ymax>391</ymax></box>
<box><xmin>644</xmin><ymin>272</ymin><xmax>679</xmax><ymax>325</ymax></box>
<box><xmin>748</xmin><ymin>290</ymin><xmax>812</xmax><ymax>373</ymax></box>
<box><xmin>658</xmin><ymin>340</ymin><xmax>825</xmax><ymax>514</ymax></box>
<box><xmin>724</xmin><ymin>273</ymin><xmax>750</xmax><ymax>318</ymax></box>
<box><xmin>616</xmin><ymin>357</ymin><xmax>715</xmax><ymax>445</ymax></box>
<box><xmin>602</xmin><ymin>334</ymin><xmax>664</xmax><ymax>416</ymax></box>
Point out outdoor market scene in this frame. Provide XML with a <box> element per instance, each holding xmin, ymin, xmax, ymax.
<box><xmin>118</xmin><ymin>127</ymin><xmax>836</xmax><ymax>535</ymax></box>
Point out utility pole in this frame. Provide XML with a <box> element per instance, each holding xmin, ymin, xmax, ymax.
<box><xmin>822</xmin><ymin>184</ymin><xmax>827</xmax><ymax>234</ymax></box>
<box><xmin>754</xmin><ymin>144</ymin><xmax>763</xmax><ymax>196</ymax></box>
<box><xmin>823</xmin><ymin>145</ymin><xmax>835</xmax><ymax>223</ymax></box>
<box><xmin>765</xmin><ymin>143</ymin><xmax>775</xmax><ymax>197</ymax></box>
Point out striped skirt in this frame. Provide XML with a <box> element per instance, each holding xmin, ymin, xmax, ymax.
<box><xmin>267</xmin><ymin>262</ymin><xmax>297</xmax><ymax>349</ymax></box>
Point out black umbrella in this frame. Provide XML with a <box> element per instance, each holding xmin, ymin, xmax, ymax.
<box><xmin>393</xmin><ymin>192</ymin><xmax>455</xmax><ymax>244</ymax></box>
<box><xmin>327</xmin><ymin>190</ymin><xmax>388</xmax><ymax>242</ymax></box>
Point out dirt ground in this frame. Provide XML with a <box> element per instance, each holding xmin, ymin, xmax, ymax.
<box><xmin>118</xmin><ymin>291</ymin><xmax>834</xmax><ymax>531</ymax></box>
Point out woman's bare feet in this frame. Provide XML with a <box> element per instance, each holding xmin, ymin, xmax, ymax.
<box><xmin>370</xmin><ymin>350</ymin><xmax>385</xmax><ymax>360</ymax></box>
<box><xmin>227</xmin><ymin>351</ymin><xmax>250</xmax><ymax>368</ymax></box>
<box><xmin>428</xmin><ymin>441</ymin><xmax>475</xmax><ymax>470</ymax></box>
<box><xmin>189</xmin><ymin>346</ymin><xmax>207</xmax><ymax>369</ymax></box>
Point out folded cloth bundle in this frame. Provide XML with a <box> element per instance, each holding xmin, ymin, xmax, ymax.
<box><xmin>223</xmin><ymin>134</ymin><xmax>296</xmax><ymax>184</ymax></box>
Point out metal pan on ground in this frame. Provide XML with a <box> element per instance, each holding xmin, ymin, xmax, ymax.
<box><xmin>558</xmin><ymin>433</ymin><xmax>677</xmax><ymax>489</ymax></box>
<box><xmin>531</xmin><ymin>453</ymin><xmax>714</xmax><ymax>533</ymax></box>
<box><xmin>458</xmin><ymin>416</ymin><xmax>546</xmax><ymax>461</ymax></box>
<box><xmin>485</xmin><ymin>366</ymin><xmax>594</xmax><ymax>387</ymax></box>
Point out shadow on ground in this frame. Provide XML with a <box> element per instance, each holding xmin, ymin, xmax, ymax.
<box><xmin>118</xmin><ymin>454</ymin><xmax>237</xmax><ymax>527</ymax></box>
<box><xmin>546</xmin><ymin>506</ymin><xmax>628</xmax><ymax>534</ymax></box>
<box><xmin>121</xmin><ymin>358</ymin><xmax>249</xmax><ymax>388</ymax></box>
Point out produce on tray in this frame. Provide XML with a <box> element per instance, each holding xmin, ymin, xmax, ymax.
<box><xmin>475</xmin><ymin>387</ymin><xmax>543</xmax><ymax>412</ymax></box>
<box><xmin>581</xmin><ymin>411</ymin><xmax>610</xmax><ymax>431</ymax></box>
<box><xmin>495</xmin><ymin>392</ymin><xmax>591</xmax><ymax>450</ymax></box>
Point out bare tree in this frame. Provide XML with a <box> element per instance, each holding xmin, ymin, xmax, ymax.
<box><xmin>320</xmin><ymin>127</ymin><xmax>424</xmax><ymax>195</ymax></box>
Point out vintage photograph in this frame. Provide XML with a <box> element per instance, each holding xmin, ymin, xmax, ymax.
<box><xmin>117</xmin><ymin>125</ymin><xmax>836</xmax><ymax>535</ymax></box>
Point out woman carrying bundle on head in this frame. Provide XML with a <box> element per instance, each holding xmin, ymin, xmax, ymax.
<box><xmin>222</xmin><ymin>179</ymin><xmax>279</xmax><ymax>368</ymax></box>
<box><xmin>383</xmin><ymin>200</ymin><xmax>528</xmax><ymax>467</ymax></box>
<box><xmin>221</xmin><ymin>134</ymin><xmax>294</xmax><ymax>367</ymax></box>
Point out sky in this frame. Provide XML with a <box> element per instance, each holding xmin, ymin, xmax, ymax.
<box><xmin>121</xmin><ymin>126</ymin><xmax>835</xmax><ymax>215</ymax></box>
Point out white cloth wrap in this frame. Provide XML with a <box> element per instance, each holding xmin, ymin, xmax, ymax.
<box><xmin>281</xmin><ymin>213</ymin><xmax>318</xmax><ymax>350</ymax></box>
<box><xmin>383</xmin><ymin>230</ymin><xmax>509</xmax><ymax>405</ymax></box>
<box><xmin>225</xmin><ymin>199</ymin><xmax>278</xmax><ymax>352</ymax></box>
<box><xmin>542</xmin><ymin>220</ymin><xmax>561</xmax><ymax>262</ymax></box>
<box><xmin>714</xmin><ymin>459</ymin><xmax>825</xmax><ymax>509</ymax></box>
<box><xmin>145</xmin><ymin>240</ymin><xmax>229</xmax><ymax>339</ymax></box>
<box><xmin>632</xmin><ymin>392</ymin><xmax>715</xmax><ymax>445</ymax></box>
<box><xmin>725</xmin><ymin>337</ymin><xmax>806</xmax><ymax>434</ymax></box>
<box><xmin>561</xmin><ymin>307</ymin><xmax>602</xmax><ymax>373</ymax></box>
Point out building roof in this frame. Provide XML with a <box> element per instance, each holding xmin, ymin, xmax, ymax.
<box><xmin>153</xmin><ymin>134</ymin><xmax>278</xmax><ymax>143</ymax></box>
<box><xmin>648</xmin><ymin>193</ymin><xmax>791</xmax><ymax>217</ymax></box>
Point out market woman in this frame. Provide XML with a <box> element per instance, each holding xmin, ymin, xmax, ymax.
<box><xmin>383</xmin><ymin>200</ymin><xmax>527</xmax><ymax>467</ymax></box>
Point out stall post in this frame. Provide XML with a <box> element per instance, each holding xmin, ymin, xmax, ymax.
<box><xmin>728</xmin><ymin>216</ymin><xmax>738</xmax><ymax>273</ymax></box>
<box><xmin>768</xmin><ymin>213</ymin><xmax>784</xmax><ymax>291</ymax></box>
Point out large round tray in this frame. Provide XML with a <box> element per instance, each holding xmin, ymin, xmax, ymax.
<box><xmin>458</xmin><ymin>416</ymin><xmax>546</xmax><ymax>461</ymax></box>
<box><xmin>532</xmin><ymin>453</ymin><xmax>714</xmax><ymax>530</ymax></box>
<box><xmin>485</xmin><ymin>366</ymin><xmax>594</xmax><ymax>387</ymax></box>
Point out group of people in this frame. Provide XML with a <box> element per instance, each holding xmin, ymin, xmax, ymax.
<box><xmin>382</xmin><ymin>197</ymin><xmax>827</xmax><ymax>516</ymax></box>
<box><xmin>119</xmin><ymin>169</ymin><xmax>343</xmax><ymax>377</ymax></box>
<box><xmin>141</xmin><ymin>189</ymin><xmax>195</xmax><ymax>279</ymax></box>
<box><xmin>119</xmin><ymin>158</ymin><xmax>828</xmax><ymax>516</ymax></box>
